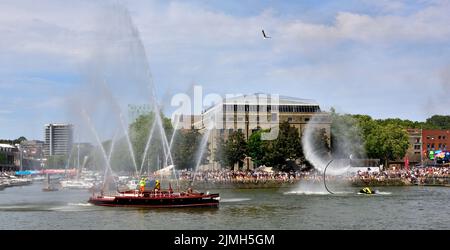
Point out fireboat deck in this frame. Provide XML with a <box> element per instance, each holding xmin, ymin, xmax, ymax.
<box><xmin>88</xmin><ymin>190</ymin><xmax>220</xmax><ymax>208</ymax></box>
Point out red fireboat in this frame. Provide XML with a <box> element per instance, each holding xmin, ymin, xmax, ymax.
<box><xmin>88</xmin><ymin>187</ymin><xmax>220</xmax><ymax>208</ymax></box>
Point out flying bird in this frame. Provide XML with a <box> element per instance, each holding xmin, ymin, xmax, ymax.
<box><xmin>262</xmin><ymin>29</ymin><xmax>271</xmax><ymax>39</ymax></box>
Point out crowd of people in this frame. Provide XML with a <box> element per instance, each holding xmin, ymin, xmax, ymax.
<box><xmin>178</xmin><ymin>169</ymin><xmax>299</xmax><ymax>183</ymax></box>
<box><xmin>176</xmin><ymin>166</ymin><xmax>449</xmax><ymax>186</ymax></box>
<box><xmin>352</xmin><ymin>166</ymin><xmax>449</xmax><ymax>185</ymax></box>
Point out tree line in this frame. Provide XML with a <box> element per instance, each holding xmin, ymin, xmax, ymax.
<box><xmin>36</xmin><ymin>112</ymin><xmax>450</xmax><ymax>171</ymax></box>
<box><xmin>0</xmin><ymin>136</ymin><xmax>27</xmax><ymax>145</ymax></box>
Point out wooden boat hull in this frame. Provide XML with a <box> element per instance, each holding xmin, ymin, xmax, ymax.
<box><xmin>88</xmin><ymin>192</ymin><xmax>220</xmax><ymax>208</ymax></box>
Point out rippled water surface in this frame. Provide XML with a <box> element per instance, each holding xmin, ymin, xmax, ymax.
<box><xmin>0</xmin><ymin>183</ymin><xmax>449</xmax><ymax>229</ymax></box>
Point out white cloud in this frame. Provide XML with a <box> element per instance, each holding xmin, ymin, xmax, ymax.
<box><xmin>276</xmin><ymin>1</ymin><xmax>450</xmax><ymax>54</ymax></box>
<box><xmin>1</xmin><ymin>1</ymin><xmax>449</xmax><ymax>65</ymax></box>
<box><xmin>0</xmin><ymin>0</ymin><xmax>450</xmax><ymax>135</ymax></box>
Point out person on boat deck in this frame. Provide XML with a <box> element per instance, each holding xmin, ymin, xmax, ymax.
<box><xmin>139</xmin><ymin>178</ymin><xmax>146</xmax><ymax>193</ymax></box>
<box><xmin>154</xmin><ymin>180</ymin><xmax>160</xmax><ymax>191</ymax></box>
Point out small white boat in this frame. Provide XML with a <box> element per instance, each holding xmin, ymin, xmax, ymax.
<box><xmin>8</xmin><ymin>176</ymin><xmax>32</xmax><ymax>186</ymax></box>
<box><xmin>126</xmin><ymin>179</ymin><xmax>139</xmax><ymax>190</ymax></box>
<box><xmin>60</xmin><ymin>180</ymin><xmax>93</xmax><ymax>189</ymax></box>
<box><xmin>32</xmin><ymin>175</ymin><xmax>46</xmax><ymax>182</ymax></box>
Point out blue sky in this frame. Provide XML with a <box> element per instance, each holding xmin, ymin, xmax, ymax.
<box><xmin>1</xmin><ymin>0</ymin><xmax>450</xmax><ymax>141</ymax></box>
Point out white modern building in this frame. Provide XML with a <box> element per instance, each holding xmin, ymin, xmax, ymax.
<box><xmin>181</xmin><ymin>94</ymin><xmax>331</xmax><ymax>169</ymax></box>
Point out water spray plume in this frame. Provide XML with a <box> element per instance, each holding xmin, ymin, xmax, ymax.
<box><xmin>139</xmin><ymin>118</ymin><xmax>157</xmax><ymax>175</ymax></box>
<box><xmin>118</xmin><ymin>112</ymin><xmax>139</xmax><ymax>175</ymax></box>
<box><xmin>81</xmin><ymin>109</ymin><xmax>113</xmax><ymax>184</ymax></box>
<box><xmin>296</xmin><ymin>113</ymin><xmax>367</xmax><ymax>194</ymax></box>
<box><xmin>192</xmin><ymin>128</ymin><xmax>212</xmax><ymax>186</ymax></box>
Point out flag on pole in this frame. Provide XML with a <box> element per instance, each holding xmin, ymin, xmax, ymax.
<box><xmin>404</xmin><ymin>156</ymin><xmax>409</xmax><ymax>170</ymax></box>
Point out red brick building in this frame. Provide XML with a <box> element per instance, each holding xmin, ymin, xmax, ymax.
<box><xmin>403</xmin><ymin>129</ymin><xmax>450</xmax><ymax>167</ymax></box>
<box><xmin>422</xmin><ymin>129</ymin><xmax>450</xmax><ymax>157</ymax></box>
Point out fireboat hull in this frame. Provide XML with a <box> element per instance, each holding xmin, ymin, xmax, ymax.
<box><xmin>88</xmin><ymin>191</ymin><xmax>220</xmax><ymax>208</ymax></box>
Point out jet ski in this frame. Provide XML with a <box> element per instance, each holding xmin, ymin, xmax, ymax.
<box><xmin>358</xmin><ymin>187</ymin><xmax>377</xmax><ymax>195</ymax></box>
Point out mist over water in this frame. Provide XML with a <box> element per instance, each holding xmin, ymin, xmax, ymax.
<box><xmin>302</xmin><ymin>114</ymin><xmax>365</xmax><ymax>175</ymax></box>
<box><xmin>293</xmin><ymin>114</ymin><xmax>367</xmax><ymax>194</ymax></box>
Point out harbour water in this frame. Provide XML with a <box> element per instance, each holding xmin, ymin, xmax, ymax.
<box><xmin>0</xmin><ymin>183</ymin><xmax>449</xmax><ymax>230</ymax></box>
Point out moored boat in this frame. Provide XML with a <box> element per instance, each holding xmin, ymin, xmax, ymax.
<box><xmin>42</xmin><ymin>174</ymin><xmax>60</xmax><ymax>192</ymax></box>
<box><xmin>60</xmin><ymin>180</ymin><xmax>93</xmax><ymax>189</ymax></box>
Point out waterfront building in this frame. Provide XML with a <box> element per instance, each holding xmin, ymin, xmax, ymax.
<box><xmin>402</xmin><ymin>129</ymin><xmax>450</xmax><ymax>167</ymax></box>
<box><xmin>405</xmin><ymin>129</ymin><xmax>422</xmax><ymax>164</ymax></box>
<box><xmin>422</xmin><ymin>129</ymin><xmax>450</xmax><ymax>153</ymax></box>
<box><xmin>185</xmin><ymin>94</ymin><xmax>331</xmax><ymax>169</ymax></box>
<box><xmin>0</xmin><ymin>143</ymin><xmax>18</xmax><ymax>171</ymax></box>
<box><xmin>20</xmin><ymin>140</ymin><xmax>44</xmax><ymax>159</ymax></box>
<box><xmin>43</xmin><ymin>123</ymin><xmax>74</xmax><ymax>157</ymax></box>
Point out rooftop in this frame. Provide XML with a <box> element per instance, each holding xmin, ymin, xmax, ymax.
<box><xmin>0</xmin><ymin>143</ymin><xmax>16</xmax><ymax>149</ymax></box>
<box><xmin>222</xmin><ymin>94</ymin><xmax>318</xmax><ymax>105</ymax></box>
<box><xmin>45</xmin><ymin>123</ymin><xmax>73</xmax><ymax>127</ymax></box>
<box><xmin>203</xmin><ymin>93</ymin><xmax>320</xmax><ymax>113</ymax></box>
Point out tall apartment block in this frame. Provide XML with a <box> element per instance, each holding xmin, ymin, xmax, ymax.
<box><xmin>44</xmin><ymin>123</ymin><xmax>73</xmax><ymax>157</ymax></box>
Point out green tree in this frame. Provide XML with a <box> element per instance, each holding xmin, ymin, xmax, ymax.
<box><xmin>0</xmin><ymin>153</ymin><xmax>6</xmax><ymax>164</ymax></box>
<box><xmin>311</xmin><ymin>128</ymin><xmax>330</xmax><ymax>158</ymax></box>
<box><xmin>263</xmin><ymin>121</ymin><xmax>303</xmax><ymax>171</ymax></box>
<box><xmin>102</xmin><ymin>138</ymin><xmax>134</xmax><ymax>173</ymax></box>
<box><xmin>217</xmin><ymin>131</ymin><xmax>247</xmax><ymax>170</ymax></box>
<box><xmin>0</xmin><ymin>137</ymin><xmax>27</xmax><ymax>145</ymax></box>
<box><xmin>129</xmin><ymin>112</ymin><xmax>156</xmax><ymax>168</ymax></box>
<box><xmin>214</xmin><ymin>137</ymin><xmax>229</xmax><ymax>167</ymax></box>
<box><xmin>330</xmin><ymin>112</ymin><xmax>366</xmax><ymax>158</ymax></box>
<box><xmin>247</xmin><ymin>130</ymin><xmax>265</xmax><ymax>167</ymax></box>
<box><xmin>376</xmin><ymin>118</ymin><xmax>431</xmax><ymax>129</ymax></box>
<box><xmin>172</xmin><ymin>128</ymin><xmax>207</xmax><ymax>170</ymax></box>
<box><xmin>127</xmin><ymin>112</ymin><xmax>173</xmax><ymax>173</ymax></box>
<box><xmin>425</xmin><ymin>115</ymin><xmax>450</xmax><ymax>129</ymax></box>
<box><xmin>15</xmin><ymin>136</ymin><xmax>27</xmax><ymax>144</ymax></box>
<box><xmin>365</xmin><ymin>124</ymin><xmax>409</xmax><ymax>166</ymax></box>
